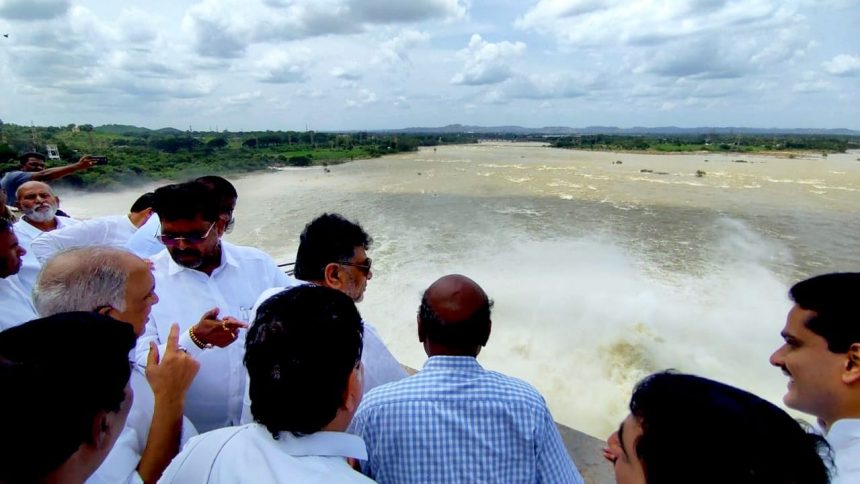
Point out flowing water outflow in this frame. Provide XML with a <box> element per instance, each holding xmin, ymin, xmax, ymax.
<box><xmin>61</xmin><ymin>143</ymin><xmax>860</xmax><ymax>438</ymax></box>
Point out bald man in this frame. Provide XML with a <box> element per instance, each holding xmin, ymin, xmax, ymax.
<box><xmin>350</xmin><ymin>274</ymin><xmax>584</xmax><ymax>484</ymax></box>
<box><xmin>12</xmin><ymin>181</ymin><xmax>78</xmax><ymax>292</ymax></box>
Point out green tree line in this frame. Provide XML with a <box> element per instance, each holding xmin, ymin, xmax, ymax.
<box><xmin>0</xmin><ymin>123</ymin><xmax>474</xmax><ymax>191</ymax></box>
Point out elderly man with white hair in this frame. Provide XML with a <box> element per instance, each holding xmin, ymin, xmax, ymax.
<box><xmin>12</xmin><ymin>180</ymin><xmax>78</xmax><ymax>292</ymax></box>
<box><xmin>34</xmin><ymin>246</ymin><xmax>199</xmax><ymax>484</ymax></box>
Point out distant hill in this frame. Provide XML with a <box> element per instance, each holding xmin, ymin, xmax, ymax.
<box><xmin>93</xmin><ymin>125</ymin><xmax>184</xmax><ymax>135</ymax></box>
<box><xmin>386</xmin><ymin>124</ymin><xmax>860</xmax><ymax>136</ymax></box>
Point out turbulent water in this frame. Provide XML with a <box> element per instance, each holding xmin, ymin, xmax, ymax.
<box><xmin>61</xmin><ymin>142</ymin><xmax>860</xmax><ymax>438</ymax></box>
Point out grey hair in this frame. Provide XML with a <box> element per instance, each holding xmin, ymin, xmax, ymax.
<box><xmin>34</xmin><ymin>246</ymin><xmax>135</xmax><ymax>317</ymax></box>
<box><xmin>15</xmin><ymin>181</ymin><xmax>56</xmax><ymax>202</ymax></box>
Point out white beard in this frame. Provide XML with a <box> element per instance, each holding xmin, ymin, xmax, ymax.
<box><xmin>24</xmin><ymin>204</ymin><xmax>58</xmax><ymax>223</ymax></box>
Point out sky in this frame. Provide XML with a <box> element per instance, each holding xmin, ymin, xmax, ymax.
<box><xmin>0</xmin><ymin>0</ymin><xmax>858</xmax><ymax>131</ymax></box>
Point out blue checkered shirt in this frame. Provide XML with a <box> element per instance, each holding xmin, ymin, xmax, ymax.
<box><xmin>350</xmin><ymin>356</ymin><xmax>584</xmax><ymax>484</ymax></box>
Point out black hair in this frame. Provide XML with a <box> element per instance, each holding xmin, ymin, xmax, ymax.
<box><xmin>0</xmin><ymin>312</ymin><xmax>136</xmax><ymax>482</ymax></box>
<box><xmin>0</xmin><ymin>218</ymin><xmax>11</xmax><ymax>233</ymax></box>
<box><xmin>244</xmin><ymin>285</ymin><xmax>363</xmax><ymax>438</ymax></box>
<box><xmin>152</xmin><ymin>181</ymin><xmax>220</xmax><ymax>223</ymax></box>
<box><xmin>18</xmin><ymin>151</ymin><xmax>46</xmax><ymax>164</ymax></box>
<box><xmin>294</xmin><ymin>213</ymin><xmax>372</xmax><ymax>281</ymax></box>
<box><xmin>628</xmin><ymin>371</ymin><xmax>831</xmax><ymax>484</ymax></box>
<box><xmin>418</xmin><ymin>291</ymin><xmax>493</xmax><ymax>350</ymax></box>
<box><xmin>129</xmin><ymin>192</ymin><xmax>156</xmax><ymax>213</ymax></box>
<box><xmin>790</xmin><ymin>273</ymin><xmax>860</xmax><ymax>353</ymax></box>
<box><xmin>194</xmin><ymin>175</ymin><xmax>238</xmax><ymax>203</ymax></box>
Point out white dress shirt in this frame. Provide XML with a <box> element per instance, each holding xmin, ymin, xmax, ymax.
<box><xmin>125</xmin><ymin>213</ymin><xmax>164</xmax><ymax>258</ymax></box>
<box><xmin>12</xmin><ymin>216</ymin><xmax>79</xmax><ymax>293</ymax></box>
<box><xmin>827</xmin><ymin>418</ymin><xmax>860</xmax><ymax>484</ymax></box>
<box><xmin>88</xmin><ymin>366</ymin><xmax>198</xmax><ymax>484</ymax></box>
<box><xmin>239</xmin><ymin>286</ymin><xmax>407</xmax><ymax>425</ymax></box>
<box><xmin>135</xmin><ymin>242</ymin><xmax>299</xmax><ymax>433</ymax></box>
<box><xmin>30</xmin><ymin>214</ymin><xmax>138</xmax><ymax>263</ymax></box>
<box><xmin>159</xmin><ymin>424</ymin><xmax>374</xmax><ymax>484</ymax></box>
<box><xmin>0</xmin><ymin>276</ymin><xmax>38</xmax><ymax>331</ymax></box>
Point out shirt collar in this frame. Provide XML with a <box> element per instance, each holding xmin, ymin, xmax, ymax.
<box><xmin>422</xmin><ymin>355</ymin><xmax>483</xmax><ymax>372</ymax></box>
<box><xmin>265</xmin><ymin>427</ymin><xmax>367</xmax><ymax>460</ymax></box>
<box><xmin>165</xmin><ymin>240</ymin><xmax>238</xmax><ymax>276</ymax></box>
<box><xmin>826</xmin><ymin>418</ymin><xmax>860</xmax><ymax>448</ymax></box>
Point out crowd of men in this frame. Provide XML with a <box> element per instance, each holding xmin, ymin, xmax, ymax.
<box><xmin>1</xmin><ymin>153</ymin><xmax>859</xmax><ymax>483</ymax></box>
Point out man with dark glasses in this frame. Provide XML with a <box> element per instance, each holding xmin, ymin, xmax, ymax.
<box><xmin>239</xmin><ymin>213</ymin><xmax>405</xmax><ymax>425</ymax></box>
<box><xmin>136</xmin><ymin>181</ymin><xmax>299</xmax><ymax>433</ymax></box>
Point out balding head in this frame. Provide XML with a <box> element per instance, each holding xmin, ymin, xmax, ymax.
<box><xmin>418</xmin><ymin>274</ymin><xmax>493</xmax><ymax>357</ymax></box>
<box><xmin>35</xmin><ymin>247</ymin><xmax>157</xmax><ymax>336</ymax></box>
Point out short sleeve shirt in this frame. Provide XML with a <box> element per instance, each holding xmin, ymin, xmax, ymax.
<box><xmin>0</xmin><ymin>171</ymin><xmax>34</xmax><ymax>205</ymax></box>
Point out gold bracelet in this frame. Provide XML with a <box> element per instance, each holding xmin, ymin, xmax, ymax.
<box><xmin>188</xmin><ymin>326</ymin><xmax>211</xmax><ymax>349</ymax></box>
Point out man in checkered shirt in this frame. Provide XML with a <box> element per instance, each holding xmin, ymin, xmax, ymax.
<box><xmin>350</xmin><ymin>274</ymin><xmax>584</xmax><ymax>483</ymax></box>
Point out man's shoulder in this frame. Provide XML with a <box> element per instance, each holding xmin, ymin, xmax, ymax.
<box><xmin>222</xmin><ymin>241</ymin><xmax>279</xmax><ymax>264</ymax></box>
<box><xmin>1</xmin><ymin>170</ymin><xmax>29</xmax><ymax>184</ymax></box>
<box><xmin>360</xmin><ymin>363</ymin><xmax>548</xmax><ymax>411</ymax></box>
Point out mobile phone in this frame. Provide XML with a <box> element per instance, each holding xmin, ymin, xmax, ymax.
<box><xmin>91</xmin><ymin>156</ymin><xmax>108</xmax><ymax>165</ymax></box>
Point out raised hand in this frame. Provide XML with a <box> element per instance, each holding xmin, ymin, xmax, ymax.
<box><xmin>190</xmin><ymin>307</ymin><xmax>249</xmax><ymax>348</ymax></box>
<box><xmin>146</xmin><ymin>323</ymin><xmax>200</xmax><ymax>400</ymax></box>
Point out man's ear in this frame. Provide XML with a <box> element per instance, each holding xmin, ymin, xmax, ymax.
<box><xmin>842</xmin><ymin>343</ymin><xmax>860</xmax><ymax>385</ymax></box>
<box><xmin>343</xmin><ymin>366</ymin><xmax>363</xmax><ymax>413</ymax></box>
<box><xmin>480</xmin><ymin>319</ymin><xmax>492</xmax><ymax>347</ymax></box>
<box><xmin>97</xmin><ymin>306</ymin><xmax>114</xmax><ymax>318</ymax></box>
<box><xmin>323</xmin><ymin>263</ymin><xmax>343</xmax><ymax>290</ymax></box>
<box><xmin>88</xmin><ymin>411</ymin><xmax>111</xmax><ymax>449</ymax></box>
<box><xmin>417</xmin><ymin>314</ymin><xmax>425</xmax><ymax>343</ymax></box>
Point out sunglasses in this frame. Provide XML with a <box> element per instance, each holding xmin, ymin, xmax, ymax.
<box><xmin>157</xmin><ymin>222</ymin><xmax>216</xmax><ymax>246</ymax></box>
<box><xmin>339</xmin><ymin>258</ymin><xmax>372</xmax><ymax>275</ymax></box>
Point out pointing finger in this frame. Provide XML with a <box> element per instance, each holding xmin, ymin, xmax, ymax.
<box><xmin>166</xmin><ymin>323</ymin><xmax>180</xmax><ymax>352</ymax></box>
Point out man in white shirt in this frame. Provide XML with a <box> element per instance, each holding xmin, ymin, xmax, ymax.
<box><xmin>34</xmin><ymin>246</ymin><xmax>200</xmax><ymax>484</ymax></box>
<box><xmin>12</xmin><ymin>180</ymin><xmax>78</xmax><ymax>292</ymax></box>
<box><xmin>135</xmin><ymin>181</ymin><xmax>298</xmax><ymax>432</ymax></box>
<box><xmin>30</xmin><ymin>192</ymin><xmax>155</xmax><ymax>263</ymax></box>
<box><xmin>160</xmin><ymin>285</ymin><xmax>373</xmax><ymax>484</ymax></box>
<box><xmin>770</xmin><ymin>273</ymin><xmax>860</xmax><ymax>484</ymax></box>
<box><xmin>0</xmin><ymin>218</ymin><xmax>37</xmax><ymax>330</ymax></box>
<box><xmin>240</xmin><ymin>213</ymin><xmax>406</xmax><ymax>424</ymax></box>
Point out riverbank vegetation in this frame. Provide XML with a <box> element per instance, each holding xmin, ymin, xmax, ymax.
<box><xmin>0</xmin><ymin>123</ymin><xmax>476</xmax><ymax>190</ymax></box>
<box><xmin>550</xmin><ymin>134</ymin><xmax>858</xmax><ymax>153</ymax></box>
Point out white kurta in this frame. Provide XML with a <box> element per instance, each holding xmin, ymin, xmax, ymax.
<box><xmin>30</xmin><ymin>214</ymin><xmax>138</xmax><ymax>263</ymax></box>
<box><xmin>0</xmin><ymin>276</ymin><xmax>38</xmax><ymax>331</ymax></box>
<box><xmin>88</xmin><ymin>367</ymin><xmax>198</xmax><ymax>484</ymax></box>
<box><xmin>135</xmin><ymin>242</ymin><xmax>299</xmax><ymax>432</ymax></box>
<box><xmin>12</xmin><ymin>216</ymin><xmax>79</xmax><ymax>293</ymax></box>
<box><xmin>239</xmin><ymin>286</ymin><xmax>407</xmax><ymax>425</ymax></box>
<box><xmin>159</xmin><ymin>424</ymin><xmax>373</xmax><ymax>484</ymax></box>
<box><xmin>827</xmin><ymin>418</ymin><xmax>860</xmax><ymax>484</ymax></box>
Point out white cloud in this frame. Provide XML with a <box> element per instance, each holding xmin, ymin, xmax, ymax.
<box><xmin>823</xmin><ymin>54</ymin><xmax>860</xmax><ymax>76</ymax></box>
<box><xmin>374</xmin><ymin>29</ymin><xmax>431</xmax><ymax>65</ymax></box>
<box><xmin>331</xmin><ymin>65</ymin><xmax>363</xmax><ymax>80</ymax></box>
<box><xmin>254</xmin><ymin>49</ymin><xmax>312</xmax><ymax>83</ymax></box>
<box><xmin>346</xmin><ymin>88</ymin><xmax>378</xmax><ymax>107</ymax></box>
<box><xmin>451</xmin><ymin>34</ymin><xmax>525</xmax><ymax>85</ymax></box>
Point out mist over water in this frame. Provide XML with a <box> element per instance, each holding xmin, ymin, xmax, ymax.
<box><xmin>61</xmin><ymin>143</ymin><xmax>860</xmax><ymax>438</ymax></box>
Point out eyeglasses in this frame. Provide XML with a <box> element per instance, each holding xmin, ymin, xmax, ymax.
<box><xmin>339</xmin><ymin>258</ymin><xmax>372</xmax><ymax>275</ymax></box>
<box><xmin>157</xmin><ymin>222</ymin><xmax>216</xmax><ymax>246</ymax></box>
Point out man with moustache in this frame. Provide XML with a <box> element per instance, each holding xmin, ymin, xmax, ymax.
<box><xmin>239</xmin><ymin>213</ymin><xmax>406</xmax><ymax>424</ymax></box>
<box><xmin>350</xmin><ymin>274</ymin><xmax>583</xmax><ymax>483</ymax></box>
<box><xmin>136</xmin><ymin>181</ymin><xmax>299</xmax><ymax>432</ymax></box>
<box><xmin>34</xmin><ymin>247</ymin><xmax>200</xmax><ymax>484</ymax></box>
<box><xmin>12</xmin><ymin>180</ymin><xmax>78</xmax><ymax>292</ymax></box>
<box><xmin>770</xmin><ymin>272</ymin><xmax>860</xmax><ymax>484</ymax></box>
<box><xmin>0</xmin><ymin>218</ymin><xmax>37</xmax><ymax>330</ymax></box>
<box><xmin>1</xmin><ymin>151</ymin><xmax>96</xmax><ymax>205</ymax></box>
